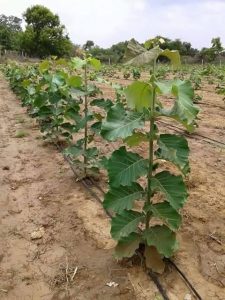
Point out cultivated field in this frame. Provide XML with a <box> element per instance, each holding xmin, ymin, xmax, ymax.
<box><xmin>0</xmin><ymin>60</ymin><xmax>225</xmax><ymax>300</ymax></box>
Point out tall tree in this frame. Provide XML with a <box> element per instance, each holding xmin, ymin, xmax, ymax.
<box><xmin>83</xmin><ymin>40</ymin><xmax>94</xmax><ymax>51</ymax></box>
<box><xmin>200</xmin><ymin>37</ymin><xmax>224</xmax><ymax>62</ymax></box>
<box><xmin>0</xmin><ymin>14</ymin><xmax>22</xmax><ymax>50</ymax></box>
<box><xmin>22</xmin><ymin>5</ymin><xmax>73</xmax><ymax>58</ymax></box>
<box><xmin>211</xmin><ymin>37</ymin><xmax>223</xmax><ymax>55</ymax></box>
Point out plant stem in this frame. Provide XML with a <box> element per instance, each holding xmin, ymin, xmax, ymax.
<box><xmin>84</xmin><ymin>64</ymin><xmax>88</xmax><ymax>176</ymax></box>
<box><xmin>146</xmin><ymin>59</ymin><xmax>156</xmax><ymax>229</ymax></box>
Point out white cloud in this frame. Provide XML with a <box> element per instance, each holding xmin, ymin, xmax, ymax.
<box><xmin>0</xmin><ymin>0</ymin><xmax>225</xmax><ymax>49</ymax></box>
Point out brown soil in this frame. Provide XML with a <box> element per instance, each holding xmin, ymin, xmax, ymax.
<box><xmin>0</xmin><ymin>73</ymin><xmax>225</xmax><ymax>300</ymax></box>
<box><xmin>0</xmin><ymin>75</ymin><xmax>136</xmax><ymax>300</ymax></box>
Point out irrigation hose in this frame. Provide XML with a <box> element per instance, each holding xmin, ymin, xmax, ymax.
<box><xmin>157</xmin><ymin>120</ymin><xmax>225</xmax><ymax>148</ymax></box>
<box><xmin>148</xmin><ymin>270</ymin><xmax>170</xmax><ymax>300</ymax></box>
<box><xmin>166</xmin><ymin>259</ymin><xmax>203</xmax><ymax>300</ymax></box>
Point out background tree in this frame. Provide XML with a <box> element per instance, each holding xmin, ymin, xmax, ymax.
<box><xmin>83</xmin><ymin>40</ymin><xmax>94</xmax><ymax>51</ymax></box>
<box><xmin>199</xmin><ymin>47</ymin><xmax>216</xmax><ymax>62</ymax></box>
<box><xmin>0</xmin><ymin>14</ymin><xmax>22</xmax><ymax>51</ymax></box>
<box><xmin>89</xmin><ymin>41</ymin><xmax>128</xmax><ymax>63</ymax></box>
<box><xmin>199</xmin><ymin>37</ymin><xmax>224</xmax><ymax>62</ymax></box>
<box><xmin>211</xmin><ymin>37</ymin><xmax>223</xmax><ymax>56</ymax></box>
<box><xmin>21</xmin><ymin>5</ymin><xmax>73</xmax><ymax>58</ymax></box>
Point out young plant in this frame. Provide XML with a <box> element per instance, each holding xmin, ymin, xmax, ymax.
<box><xmin>65</xmin><ymin>56</ymin><xmax>102</xmax><ymax>178</ymax></box>
<box><xmin>123</xmin><ymin>69</ymin><xmax>131</xmax><ymax>79</ymax></box>
<box><xmin>132</xmin><ymin>68</ymin><xmax>141</xmax><ymax>79</ymax></box>
<box><xmin>189</xmin><ymin>72</ymin><xmax>202</xmax><ymax>90</ymax></box>
<box><xmin>6</xmin><ymin>60</ymin><xmax>82</xmax><ymax>142</ymax></box>
<box><xmin>101</xmin><ymin>45</ymin><xmax>199</xmax><ymax>273</ymax></box>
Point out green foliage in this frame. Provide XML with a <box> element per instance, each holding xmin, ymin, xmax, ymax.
<box><xmin>151</xmin><ymin>171</ymin><xmax>188</xmax><ymax>210</ymax></box>
<box><xmin>104</xmin><ymin>183</ymin><xmax>144</xmax><ymax>213</ymax></box>
<box><xmin>101</xmin><ymin>48</ymin><xmax>199</xmax><ymax>272</ymax></box>
<box><xmin>21</xmin><ymin>5</ymin><xmax>73</xmax><ymax>57</ymax></box>
<box><xmin>124</xmin><ymin>39</ymin><xmax>181</xmax><ymax>68</ymax></box>
<box><xmin>3</xmin><ymin>56</ymin><xmax>104</xmax><ymax>178</ymax></box>
<box><xmin>156</xmin><ymin>80</ymin><xmax>199</xmax><ymax>132</ymax></box>
<box><xmin>106</xmin><ymin>146</ymin><xmax>148</xmax><ymax>187</ymax></box>
<box><xmin>143</xmin><ymin>225</ymin><xmax>178</xmax><ymax>257</ymax></box>
<box><xmin>111</xmin><ymin>210</ymin><xmax>144</xmax><ymax>240</ymax></box>
<box><xmin>83</xmin><ymin>40</ymin><xmax>94</xmax><ymax>51</ymax></box>
<box><xmin>0</xmin><ymin>14</ymin><xmax>22</xmax><ymax>51</ymax></box>
<box><xmin>3</xmin><ymin>49</ymin><xmax>202</xmax><ymax>274</ymax></box>
<box><xmin>132</xmin><ymin>68</ymin><xmax>141</xmax><ymax>79</ymax></box>
<box><xmin>89</xmin><ymin>41</ymin><xmax>128</xmax><ymax>64</ymax></box>
<box><xmin>200</xmin><ymin>37</ymin><xmax>224</xmax><ymax>62</ymax></box>
<box><xmin>64</xmin><ymin>56</ymin><xmax>103</xmax><ymax>177</ymax></box>
<box><xmin>101</xmin><ymin>103</ymin><xmax>144</xmax><ymax>141</ymax></box>
<box><xmin>4</xmin><ymin>61</ymin><xmax>81</xmax><ymax>141</ymax></box>
<box><xmin>124</xmin><ymin>81</ymin><xmax>153</xmax><ymax>112</ymax></box>
<box><xmin>155</xmin><ymin>134</ymin><xmax>190</xmax><ymax>174</ymax></box>
<box><xmin>145</xmin><ymin>36</ymin><xmax>198</xmax><ymax>57</ymax></box>
<box><xmin>211</xmin><ymin>37</ymin><xmax>223</xmax><ymax>55</ymax></box>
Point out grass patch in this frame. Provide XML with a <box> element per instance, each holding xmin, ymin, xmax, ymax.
<box><xmin>15</xmin><ymin>130</ymin><xmax>29</xmax><ymax>138</ymax></box>
<box><xmin>15</xmin><ymin>116</ymin><xmax>25</xmax><ymax>124</ymax></box>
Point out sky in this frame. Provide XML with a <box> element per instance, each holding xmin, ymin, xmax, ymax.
<box><xmin>1</xmin><ymin>0</ymin><xmax>225</xmax><ymax>49</ymax></box>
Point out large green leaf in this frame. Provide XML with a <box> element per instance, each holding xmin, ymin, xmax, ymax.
<box><xmin>115</xmin><ymin>232</ymin><xmax>142</xmax><ymax>259</ymax></box>
<box><xmin>151</xmin><ymin>202</ymin><xmax>182</xmax><ymax>230</ymax></box>
<box><xmin>67</xmin><ymin>75</ymin><xmax>82</xmax><ymax>88</ymax></box>
<box><xmin>155</xmin><ymin>134</ymin><xmax>190</xmax><ymax>175</ymax></box>
<box><xmin>101</xmin><ymin>103</ymin><xmax>144</xmax><ymax>141</ymax></box>
<box><xmin>143</xmin><ymin>225</ymin><xmax>178</xmax><ymax>257</ymax></box>
<box><xmin>125</xmin><ymin>47</ymin><xmax>161</xmax><ymax>66</ymax></box>
<box><xmin>71</xmin><ymin>57</ymin><xmax>86</xmax><ymax>69</ymax></box>
<box><xmin>88</xmin><ymin>57</ymin><xmax>101</xmax><ymax>71</ymax></box>
<box><xmin>151</xmin><ymin>171</ymin><xmax>188</xmax><ymax>210</ymax></box>
<box><xmin>124</xmin><ymin>81</ymin><xmax>153</xmax><ymax>112</ymax></box>
<box><xmin>107</xmin><ymin>146</ymin><xmax>148</xmax><ymax>187</ymax></box>
<box><xmin>160</xmin><ymin>49</ymin><xmax>181</xmax><ymax>68</ymax></box>
<box><xmin>156</xmin><ymin>80</ymin><xmax>199</xmax><ymax>132</ymax></box>
<box><xmin>125</xmin><ymin>40</ymin><xmax>181</xmax><ymax>68</ymax></box>
<box><xmin>103</xmin><ymin>183</ymin><xmax>144</xmax><ymax>213</ymax></box>
<box><xmin>111</xmin><ymin>210</ymin><xmax>144</xmax><ymax>240</ymax></box>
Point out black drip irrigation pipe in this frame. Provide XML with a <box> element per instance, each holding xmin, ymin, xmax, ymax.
<box><xmin>157</xmin><ymin>120</ymin><xmax>225</xmax><ymax>148</ymax></box>
<box><xmin>148</xmin><ymin>270</ymin><xmax>170</xmax><ymax>300</ymax></box>
<box><xmin>166</xmin><ymin>259</ymin><xmax>203</xmax><ymax>300</ymax></box>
